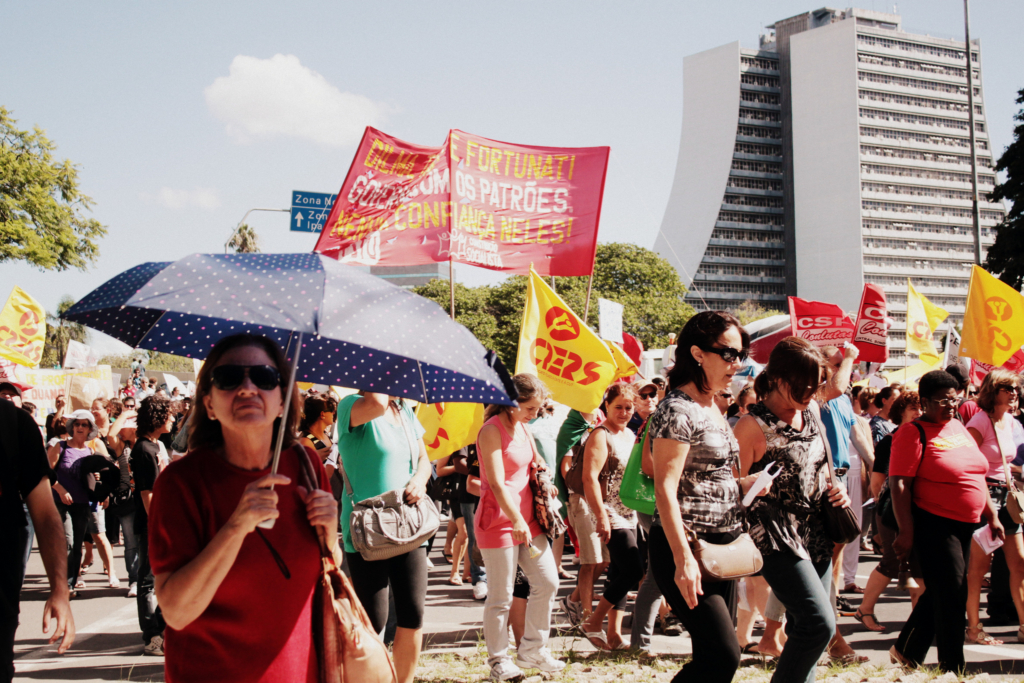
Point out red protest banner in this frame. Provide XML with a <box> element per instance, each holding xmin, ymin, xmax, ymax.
<box><xmin>788</xmin><ymin>296</ymin><xmax>856</xmax><ymax>349</ymax></box>
<box><xmin>313</xmin><ymin>126</ymin><xmax>610</xmax><ymax>277</ymax></box>
<box><xmin>969</xmin><ymin>349</ymin><xmax>1024</xmax><ymax>385</ymax></box>
<box><xmin>852</xmin><ymin>284</ymin><xmax>889</xmax><ymax>363</ymax></box>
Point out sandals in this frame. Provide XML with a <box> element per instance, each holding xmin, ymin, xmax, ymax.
<box><xmin>828</xmin><ymin>651</ymin><xmax>869</xmax><ymax>665</ymax></box>
<box><xmin>447</xmin><ymin>576</ymin><xmax>463</xmax><ymax>586</ymax></box>
<box><xmin>965</xmin><ymin>624</ymin><xmax>1003</xmax><ymax>645</ymax></box>
<box><xmin>889</xmin><ymin>645</ymin><xmax>916</xmax><ymax>670</ymax></box>
<box><xmin>853</xmin><ymin>609</ymin><xmax>886</xmax><ymax>632</ymax></box>
<box><xmin>841</xmin><ymin>583</ymin><xmax>865</xmax><ymax>594</ymax></box>
<box><xmin>557</xmin><ymin>570</ymin><xmax>573</xmax><ymax>581</ymax></box>
<box><xmin>583</xmin><ymin>630</ymin><xmax>610</xmax><ymax>650</ymax></box>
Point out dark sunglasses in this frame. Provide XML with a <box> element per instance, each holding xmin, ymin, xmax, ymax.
<box><xmin>639</xmin><ymin>390</ymin><xmax>657</xmax><ymax>400</ymax></box>
<box><xmin>211</xmin><ymin>365</ymin><xmax>282</xmax><ymax>391</ymax></box>
<box><xmin>700</xmin><ymin>346</ymin><xmax>748</xmax><ymax>363</ymax></box>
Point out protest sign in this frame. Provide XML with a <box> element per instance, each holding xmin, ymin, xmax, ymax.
<box><xmin>788</xmin><ymin>297</ymin><xmax>855</xmax><ymax>349</ymax></box>
<box><xmin>851</xmin><ymin>284</ymin><xmax>888</xmax><ymax>363</ymax></box>
<box><xmin>63</xmin><ymin>340</ymin><xmax>100</xmax><ymax>369</ymax></box>
<box><xmin>0</xmin><ymin>286</ymin><xmax>46</xmax><ymax>367</ymax></box>
<box><xmin>64</xmin><ymin>366</ymin><xmax>114</xmax><ymax>411</ymax></box>
<box><xmin>598</xmin><ymin>298</ymin><xmax>623</xmax><ymax>344</ymax></box>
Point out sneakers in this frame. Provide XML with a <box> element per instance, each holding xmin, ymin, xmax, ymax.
<box><xmin>425</xmin><ymin>556</ymin><xmax>435</xmax><ymax>568</ymax></box>
<box><xmin>127</xmin><ymin>583</ymin><xmax>138</xmax><ymax>598</ymax></box>
<box><xmin>144</xmin><ymin>634</ymin><xmax>165</xmax><ymax>656</ymax></box>
<box><xmin>108</xmin><ymin>575</ymin><xmax>121</xmax><ymax>588</ymax></box>
<box><xmin>659</xmin><ymin>614</ymin><xmax>684</xmax><ymax>636</ymax></box>
<box><xmin>489</xmin><ymin>658</ymin><xmax>524</xmax><ymax>681</ymax></box>
<box><xmin>473</xmin><ymin>582</ymin><xmax>488</xmax><ymax>600</ymax></box>
<box><xmin>836</xmin><ymin>595</ymin><xmax>858</xmax><ymax>617</ymax></box>
<box><xmin>560</xmin><ymin>596</ymin><xmax>582</xmax><ymax>626</ymax></box>
<box><xmin>516</xmin><ymin>648</ymin><xmax>566</xmax><ymax>673</ymax></box>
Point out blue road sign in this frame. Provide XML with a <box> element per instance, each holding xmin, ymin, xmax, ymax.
<box><xmin>290</xmin><ymin>190</ymin><xmax>337</xmax><ymax>233</ymax></box>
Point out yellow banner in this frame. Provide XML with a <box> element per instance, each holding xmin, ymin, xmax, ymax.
<box><xmin>605</xmin><ymin>340</ymin><xmax>639</xmax><ymax>380</ymax></box>
<box><xmin>905</xmin><ymin>280</ymin><xmax>948</xmax><ymax>362</ymax></box>
<box><xmin>515</xmin><ymin>268</ymin><xmax>617</xmax><ymax>412</ymax></box>
<box><xmin>961</xmin><ymin>265</ymin><xmax>1024</xmax><ymax>367</ymax></box>
<box><xmin>0</xmin><ymin>286</ymin><xmax>46</xmax><ymax>367</ymax></box>
<box><xmin>416</xmin><ymin>401</ymin><xmax>485</xmax><ymax>461</ymax></box>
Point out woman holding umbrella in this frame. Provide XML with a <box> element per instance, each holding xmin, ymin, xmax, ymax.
<box><xmin>149</xmin><ymin>334</ymin><xmax>338</xmax><ymax>682</ymax></box>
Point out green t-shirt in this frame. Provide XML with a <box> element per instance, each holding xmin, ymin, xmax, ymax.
<box><xmin>336</xmin><ymin>396</ymin><xmax>426</xmax><ymax>554</ymax></box>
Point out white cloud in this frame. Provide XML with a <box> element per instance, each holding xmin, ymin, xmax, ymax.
<box><xmin>139</xmin><ymin>187</ymin><xmax>221</xmax><ymax>210</ymax></box>
<box><xmin>204</xmin><ymin>54</ymin><xmax>387</xmax><ymax>147</ymax></box>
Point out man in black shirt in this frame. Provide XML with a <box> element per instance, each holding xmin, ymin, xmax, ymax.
<box><xmin>0</xmin><ymin>399</ymin><xmax>75</xmax><ymax>682</ymax></box>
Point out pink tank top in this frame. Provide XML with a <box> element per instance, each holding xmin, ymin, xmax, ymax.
<box><xmin>474</xmin><ymin>415</ymin><xmax>542</xmax><ymax>549</ymax></box>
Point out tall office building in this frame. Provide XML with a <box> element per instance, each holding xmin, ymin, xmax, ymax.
<box><xmin>657</xmin><ymin>7</ymin><xmax>1007</xmax><ymax>365</ymax></box>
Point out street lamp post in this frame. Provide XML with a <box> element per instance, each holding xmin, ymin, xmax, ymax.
<box><xmin>224</xmin><ymin>208</ymin><xmax>290</xmax><ymax>253</ymax></box>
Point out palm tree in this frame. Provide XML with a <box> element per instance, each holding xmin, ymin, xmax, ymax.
<box><xmin>226</xmin><ymin>223</ymin><xmax>261</xmax><ymax>254</ymax></box>
<box><xmin>41</xmin><ymin>295</ymin><xmax>86</xmax><ymax>367</ymax></box>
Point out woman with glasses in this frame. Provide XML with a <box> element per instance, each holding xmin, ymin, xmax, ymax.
<box><xmin>889</xmin><ymin>370</ymin><xmax>1003</xmax><ymax>672</ymax></box>
<box><xmin>148</xmin><ymin>334</ymin><xmax>337</xmax><ymax>681</ymax></box>
<box><xmin>964</xmin><ymin>369</ymin><xmax>1024</xmax><ymax>644</ymax></box>
<box><xmin>734</xmin><ymin>337</ymin><xmax>852</xmax><ymax>683</ymax></box>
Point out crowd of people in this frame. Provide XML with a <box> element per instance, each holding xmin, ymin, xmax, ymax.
<box><xmin>5</xmin><ymin>318</ymin><xmax>1024</xmax><ymax>682</ymax></box>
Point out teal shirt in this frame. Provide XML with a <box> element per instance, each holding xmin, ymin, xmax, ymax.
<box><xmin>336</xmin><ymin>396</ymin><xmax>426</xmax><ymax>554</ymax></box>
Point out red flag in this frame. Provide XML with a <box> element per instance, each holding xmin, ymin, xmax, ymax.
<box><xmin>788</xmin><ymin>297</ymin><xmax>856</xmax><ymax>349</ymax></box>
<box><xmin>970</xmin><ymin>348</ymin><xmax>1024</xmax><ymax>385</ymax></box>
<box><xmin>851</xmin><ymin>284</ymin><xmax>889</xmax><ymax>363</ymax></box>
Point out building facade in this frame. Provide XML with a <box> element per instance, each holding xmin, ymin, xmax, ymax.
<box><xmin>657</xmin><ymin>7</ymin><xmax>1007</xmax><ymax>365</ymax></box>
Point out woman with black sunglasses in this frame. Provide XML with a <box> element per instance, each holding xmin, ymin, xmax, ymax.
<box><xmin>147</xmin><ymin>334</ymin><xmax>337</xmax><ymax>682</ymax></box>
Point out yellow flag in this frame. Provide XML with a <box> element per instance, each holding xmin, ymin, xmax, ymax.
<box><xmin>905</xmin><ymin>280</ymin><xmax>948</xmax><ymax>363</ymax></box>
<box><xmin>0</xmin><ymin>286</ymin><xmax>46</xmax><ymax>367</ymax></box>
<box><xmin>605</xmin><ymin>340</ymin><xmax>639</xmax><ymax>379</ymax></box>
<box><xmin>515</xmin><ymin>268</ymin><xmax>618</xmax><ymax>412</ymax></box>
<box><xmin>961</xmin><ymin>265</ymin><xmax>1024</xmax><ymax>367</ymax></box>
<box><xmin>416</xmin><ymin>401</ymin><xmax>485</xmax><ymax>461</ymax></box>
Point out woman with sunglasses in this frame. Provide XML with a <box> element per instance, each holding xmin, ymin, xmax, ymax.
<box><xmin>646</xmin><ymin>311</ymin><xmax>766</xmax><ymax>683</ymax></box>
<box><xmin>963</xmin><ymin>369</ymin><xmax>1024</xmax><ymax>645</ymax></box>
<box><xmin>734</xmin><ymin>337</ymin><xmax>851</xmax><ymax>683</ymax></box>
<box><xmin>889</xmin><ymin>370</ymin><xmax>1002</xmax><ymax>672</ymax></box>
<box><xmin>148</xmin><ymin>334</ymin><xmax>337</xmax><ymax>682</ymax></box>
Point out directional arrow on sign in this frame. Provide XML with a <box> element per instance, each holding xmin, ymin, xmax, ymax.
<box><xmin>295</xmin><ymin>212</ymin><xmax>303</xmax><ymax>229</ymax></box>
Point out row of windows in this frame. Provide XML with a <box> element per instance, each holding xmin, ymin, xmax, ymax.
<box><xmin>698</xmin><ymin>281</ymin><xmax>785</xmax><ymax>294</ymax></box>
<box><xmin>737</xmin><ymin>124</ymin><xmax>782</xmax><ymax>140</ymax></box>
<box><xmin>864</xmin><ymin>256</ymin><xmax>971</xmax><ymax>271</ymax></box>
<box><xmin>863</xmin><ymin>237</ymin><xmax>977</xmax><ymax>255</ymax></box>
<box><xmin>859</xmin><ymin>89</ymin><xmax>982</xmax><ymax>115</ymax></box>
<box><xmin>885</xmin><ymin>293</ymin><xmax>966</xmax><ymax>308</ymax></box>
<box><xmin>735</xmin><ymin>142</ymin><xmax>782</xmax><ymax>157</ymax></box>
<box><xmin>860</xmin><ymin>126</ymin><xmax>987</xmax><ymax>151</ymax></box>
<box><xmin>727</xmin><ymin>176</ymin><xmax>783</xmax><ymax>192</ymax></box>
<box><xmin>863</xmin><ymin>200</ymin><xmax>1003</xmax><ymax>220</ymax></box>
<box><xmin>740</xmin><ymin>91</ymin><xmax>780</xmax><ymax>106</ymax></box>
<box><xmin>859</xmin><ymin>107</ymin><xmax>985</xmax><ymax>133</ymax></box>
<box><xmin>696</xmin><ymin>263</ymin><xmax>785</xmax><ymax>278</ymax></box>
<box><xmin>858</xmin><ymin>71</ymin><xmax>977</xmax><ymax>98</ymax></box>
<box><xmin>857</xmin><ymin>52</ymin><xmax>978</xmax><ymax>80</ymax></box>
<box><xmin>866</xmin><ymin>274</ymin><xmax>969</xmax><ymax>290</ymax></box>
<box><xmin>861</xmin><ymin>163</ymin><xmax>995</xmax><ymax>187</ymax></box>
<box><xmin>861</xmin><ymin>182</ymin><xmax>979</xmax><ymax>202</ymax></box>
<box><xmin>717</xmin><ymin>211</ymin><xmax>782</xmax><ymax>226</ymax></box>
<box><xmin>741</xmin><ymin>73</ymin><xmax>780</xmax><ymax>88</ymax></box>
<box><xmin>704</xmin><ymin>246</ymin><xmax>784</xmax><ymax>260</ymax></box>
<box><xmin>712</xmin><ymin>228</ymin><xmax>783</xmax><ymax>243</ymax></box>
<box><xmin>739</xmin><ymin>108</ymin><xmax>781</xmax><ymax>123</ymax></box>
<box><xmin>860</xmin><ymin>144</ymin><xmax>993</xmax><ymax>169</ymax></box>
<box><xmin>862</xmin><ymin>218</ymin><xmax>995</xmax><ymax>239</ymax></box>
<box><xmin>732</xmin><ymin>159</ymin><xmax>782</xmax><ymax>174</ymax></box>
<box><xmin>741</xmin><ymin>55</ymin><xmax>779</xmax><ymax>71</ymax></box>
<box><xmin>857</xmin><ymin>34</ymin><xmax>978</xmax><ymax>63</ymax></box>
<box><xmin>722</xmin><ymin>194</ymin><xmax>784</xmax><ymax>208</ymax></box>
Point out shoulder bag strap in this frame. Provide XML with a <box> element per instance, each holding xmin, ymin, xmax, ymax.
<box><xmin>807</xmin><ymin>405</ymin><xmax>837</xmax><ymax>489</ymax></box>
<box><xmin>993</xmin><ymin>415</ymin><xmax>1021</xmax><ymax>493</ymax></box>
<box><xmin>395</xmin><ymin>400</ymin><xmax>421</xmax><ymax>485</ymax></box>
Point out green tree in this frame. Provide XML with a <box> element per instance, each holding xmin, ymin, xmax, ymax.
<box><xmin>985</xmin><ymin>88</ymin><xmax>1024</xmax><ymax>288</ymax></box>
<box><xmin>731</xmin><ymin>300</ymin><xmax>785</xmax><ymax>326</ymax></box>
<box><xmin>226</xmin><ymin>223</ymin><xmax>261</xmax><ymax>253</ymax></box>
<box><xmin>40</xmin><ymin>295</ymin><xmax>85</xmax><ymax>368</ymax></box>
<box><xmin>413</xmin><ymin>243</ymin><xmax>695</xmax><ymax>367</ymax></box>
<box><xmin>1</xmin><ymin>107</ymin><xmax>106</xmax><ymax>270</ymax></box>
<box><xmin>97</xmin><ymin>350</ymin><xmax>194</xmax><ymax>373</ymax></box>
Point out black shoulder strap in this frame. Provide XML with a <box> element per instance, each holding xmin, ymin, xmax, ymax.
<box><xmin>808</xmin><ymin>406</ymin><xmax>837</xmax><ymax>486</ymax></box>
<box><xmin>911</xmin><ymin>420</ymin><xmax>927</xmax><ymax>450</ymax></box>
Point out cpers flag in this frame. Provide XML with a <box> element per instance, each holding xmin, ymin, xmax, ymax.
<box><xmin>416</xmin><ymin>401</ymin><xmax>485</xmax><ymax>461</ymax></box>
<box><xmin>788</xmin><ymin>297</ymin><xmax>855</xmax><ymax>349</ymax></box>
<box><xmin>313</xmin><ymin>127</ymin><xmax>610</xmax><ymax>277</ymax></box>
<box><xmin>851</xmin><ymin>284</ymin><xmax>889</xmax><ymax>363</ymax></box>
<box><xmin>906</xmin><ymin>280</ymin><xmax>948</xmax><ymax>362</ymax></box>
<box><xmin>0</xmin><ymin>286</ymin><xmax>46</xmax><ymax>367</ymax></box>
<box><xmin>961</xmin><ymin>265</ymin><xmax>1024</xmax><ymax>367</ymax></box>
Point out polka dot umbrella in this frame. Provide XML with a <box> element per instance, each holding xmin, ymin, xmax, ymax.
<box><xmin>62</xmin><ymin>253</ymin><xmax>514</xmax><ymax>407</ymax></box>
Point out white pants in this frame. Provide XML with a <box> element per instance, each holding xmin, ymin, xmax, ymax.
<box><xmin>479</xmin><ymin>534</ymin><xmax>558</xmax><ymax>666</ymax></box>
<box><xmin>842</xmin><ymin>452</ymin><xmax>864</xmax><ymax>587</ymax></box>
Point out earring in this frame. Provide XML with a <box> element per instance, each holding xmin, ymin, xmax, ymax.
<box><xmin>697</xmin><ymin>361</ymin><xmax>702</xmax><ymax>367</ymax></box>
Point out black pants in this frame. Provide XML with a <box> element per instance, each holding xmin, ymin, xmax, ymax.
<box><xmin>1</xmin><ymin>520</ymin><xmax>28</xmax><ymax>683</ymax></box>
<box><xmin>347</xmin><ymin>547</ymin><xmax>427</xmax><ymax>632</ymax></box>
<box><xmin>55</xmin><ymin>501</ymin><xmax>89</xmax><ymax>588</ymax></box>
<box><xmin>136</xmin><ymin>532</ymin><xmax>165</xmax><ymax>644</ymax></box>
<box><xmin>605</xmin><ymin>527</ymin><xmax>644</xmax><ymax>610</ymax></box>
<box><xmin>895</xmin><ymin>506</ymin><xmax>975</xmax><ymax>672</ymax></box>
<box><xmin>649</xmin><ymin>525</ymin><xmax>740</xmax><ymax>683</ymax></box>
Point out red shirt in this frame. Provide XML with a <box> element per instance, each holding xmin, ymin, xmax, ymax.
<box><xmin>889</xmin><ymin>419</ymin><xmax>988</xmax><ymax>524</ymax></box>
<box><xmin>149</xmin><ymin>445</ymin><xmax>326</xmax><ymax>683</ymax></box>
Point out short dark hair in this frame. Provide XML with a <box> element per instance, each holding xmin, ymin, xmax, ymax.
<box><xmin>873</xmin><ymin>386</ymin><xmax>897</xmax><ymax>409</ymax></box>
<box><xmin>668</xmin><ymin>311</ymin><xmax>749</xmax><ymax>393</ymax></box>
<box><xmin>137</xmin><ymin>396</ymin><xmax>173</xmax><ymax>437</ymax></box>
<box><xmin>754</xmin><ymin>337</ymin><xmax>826</xmax><ymax>405</ymax></box>
<box><xmin>890</xmin><ymin>391</ymin><xmax>920</xmax><ymax>425</ymax></box>
<box><xmin>945</xmin><ymin>364</ymin><xmax>970</xmax><ymax>391</ymax></box>
<box><xmin>918</xmin><ymin>370</ymin><xmax>960</xmax><ymax>401</ymax></box>
<box><xmin>300</xmin><ymin>392</ymin><xmax>339</xmax><ymax>433</ymax></box>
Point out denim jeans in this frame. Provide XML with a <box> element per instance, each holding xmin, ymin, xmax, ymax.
<box><xmin>55</xmin><ymin>500</ymin><xmax>90</xmax><ymax>589</ymax></box>
<box><xmin>630</xmin><ymin>513</ymin><xmax>663</xmax><ymax>652</ymax></box>
<box><xmin>136</xmin><ymin>532</ymin><xmax>165</xmax><ymax>644</ymax></box>
<box><xmin>760</xmin><ymin>552</ymin><xmax>835</xmax><ymax>683</ymax></box>
<box><xmin>460</xmin><ymin>502</ymin><xmax>486</xmax><ymax>585</ymax></box>
<box><xmin>20</xmin><ymin>502</ymin><xmax>34</xmax><ymax>586</ymax></box>
<box><xmin>117</xmin><ymin>510</ymin><xmax>139</xmax><ymax>585</ymax></box>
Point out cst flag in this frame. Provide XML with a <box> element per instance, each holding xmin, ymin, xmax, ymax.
<box><xmin>515</xmin><ymin>268</ymin><xmax>620</xmax><ymax>412</ymax></box>
<box><xmin>0</xmin><ymin>286</ymin><xmax>46</xmax><ymax>367</ymax></box>
<box><xmin>905</xmin><ymin>280</ymin><xmax>948</xmax><ymax>362</ymax></box>
<box><xmin>961</xmin><ymin>265</ymin><xmax>1024</xmax><ymax>367</ymax></box>
<box><xmin>416</xmin><ymin>401</ymin><xmax>485</xmax><ymax>461</ymax></box>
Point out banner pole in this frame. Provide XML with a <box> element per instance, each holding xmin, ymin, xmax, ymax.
<box><xmin>583</xmin><ymin>273</ymin><xmax>595</xmax><ymax>324</ymax></box>
<box><xmin>551</xmin><ymin>275</ymin><xmax>555</xmax><ymax>294</ymax></box>
<box><xmin>449</xmin><ymin>257</ymin><xmax>456</xmax><ymax>320</ymax></box>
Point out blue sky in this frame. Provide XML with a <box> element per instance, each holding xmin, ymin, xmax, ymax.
<box><xmin>3</xmin><ymin>1</ymin><xmax>1022</xmax><ymax>352</ymax></box>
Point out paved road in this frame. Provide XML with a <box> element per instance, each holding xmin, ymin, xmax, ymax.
<box><xmin>13</xmin><ymin>530</ymin><xmax>1024</xmax><ymax>681</ymax></box>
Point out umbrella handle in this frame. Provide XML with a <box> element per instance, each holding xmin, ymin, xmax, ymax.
<box><xmin>257</xmin><ymin>331</ymin><xmax>303</xmax><ymax>530</ymax></box>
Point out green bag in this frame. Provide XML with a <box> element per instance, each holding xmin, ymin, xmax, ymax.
<box><xmin>619</xmin><ymin>419</ymin><xmax>656</xmax><ymax>516</ymax></box>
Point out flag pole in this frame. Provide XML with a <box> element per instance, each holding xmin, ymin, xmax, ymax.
<box><xmin>964</xmin><ymin>0</ymin><xmax>982</xmax><ymax>265</ymax></box>
<box><xmin>449</xmin><ymin>257</ymin><xmax>456</xmax><ymax>320</ymax></box>
<box><xmin>583</xmin><ymin>273</ymin><xmax>595</xmax><ymax>324</ymax></box>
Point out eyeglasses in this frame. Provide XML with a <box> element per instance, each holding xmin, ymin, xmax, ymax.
<box><xmin>998</xmin><ymin>386</ymin><xmax>1020</xmax><ymax>397</ymax></box>
<box><xmin>699</xmin><ymin>346</ymin><xmax>748</xmax><ymax>363</ymax></box>
<box><xmin>719</xmin><ymin>393</ymin><xmax>734</xmax><ymax>400</ymax></box>
<box><xmin>211</xmin><ymin>365</ymin><xmax>282</xmax><ymax>391</ymax></box>
<box><xmin>639</xmin><ymin>391</ymin><xmax>657</xmax><ymax>400</ymax></box>
<box><xmin>926</xmin><ymin>397</ymin><xmax>958</xmax><ymax>407</ymax></box>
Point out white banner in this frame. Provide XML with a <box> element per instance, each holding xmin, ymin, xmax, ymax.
<box><xmin>63</xmin><ymin>340</ymin><xmax>100</xmax><ymax>369</ymax></box>
<box><xmin>598</xmin><ymin>298</ymin><xmax>623</xmax><ymax>344</ymax></box>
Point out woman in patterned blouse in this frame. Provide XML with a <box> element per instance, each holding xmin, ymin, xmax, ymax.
<box><xmin>647</xmin><ymin>311</ymin><xmax>768</xmax><ymax>683</ymax></box>
<box><xmin>734</xmin><ymin>337</ymin><xmax>851</xmax><ymax>683</ymax></box>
